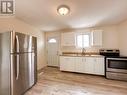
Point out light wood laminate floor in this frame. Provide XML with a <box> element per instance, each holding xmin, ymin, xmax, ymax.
<box><xmin>25</xmin><ymin>67</ymin><xmax>127</xmax><ymax>95</ymax></box>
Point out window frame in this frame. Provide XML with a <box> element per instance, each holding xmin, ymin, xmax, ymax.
<box><xmin>76</xmin><ymin>32</ymin><xmax>91</xmax><ymax>49</ymax></box>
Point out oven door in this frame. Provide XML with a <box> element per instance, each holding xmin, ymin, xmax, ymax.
<box><xmin>106</xmin><ymin>58</ymin><xmax>127</xmax><ymax>73</ymax></box>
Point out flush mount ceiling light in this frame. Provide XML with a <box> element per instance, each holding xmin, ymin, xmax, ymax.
<box><xmin>57</xmin><ymin>5</ymin><xmax>70</xmax><ymax>16</ymax></box>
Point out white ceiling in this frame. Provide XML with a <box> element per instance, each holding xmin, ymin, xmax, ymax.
<box><xmin>16</xmin><ymin>0</ymin><xmax>127</xmax><ymax>31</ymax></box>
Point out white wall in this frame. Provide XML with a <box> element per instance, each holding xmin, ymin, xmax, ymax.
<box><xmin>117</xmin><ymin>20</ymin><xmax>127</xmax><ymax>56</ymax></box>
<box><xmin>46</xmin><ymin>25</ymin><xmax>119</xmax><ymax>53</ymax></box>
<box><xmin>94</xmin><ymin>26</ymin><xmax>119</xmax><ymax>49</ymax></box>
<box><xmin>0</xmin><ymin>17</ymin><xmax>46</xmax><ymax>70</ymax></box>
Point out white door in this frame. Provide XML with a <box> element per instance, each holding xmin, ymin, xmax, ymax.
<box><xmin>47</xmin><ymin>37</ymin><xmax>59</xmax><ymax>67</ymax></box>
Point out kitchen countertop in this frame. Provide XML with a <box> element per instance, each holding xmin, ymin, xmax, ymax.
<box><xmin>59</xmin><ymin>54</ymin><xmax>104</xmax><ymax>57</ymax></box>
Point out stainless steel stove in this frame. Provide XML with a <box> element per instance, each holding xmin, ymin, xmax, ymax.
<box><xmin>100</xmin><ymin>49</ymin><xmax>127</xmax><ymax>81</ymax></box>
<box><xmin>106</xmin><ymin>57</ymin><xmax>127</xmax><ymax>81</ymax></box>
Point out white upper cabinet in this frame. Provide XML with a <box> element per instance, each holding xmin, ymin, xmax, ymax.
<box><xmin>91</xmin><ymin>30</ymin><xmax>103</xmax><ymax>46</ymax></box>
<box><xmin>61</xmin><ymin>30</ymin><xmax>103</xmax><ymax>47</ymax></box>
<box><xmin>61</xmin><ymin>32</ymin><xmax>75</xmax><ymax>46</ymax></box>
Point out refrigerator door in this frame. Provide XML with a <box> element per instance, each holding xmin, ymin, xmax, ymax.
<box><xmin>11</xmin><ymin>32</ymin><xmax>37</xmax><ymax>53</ymax></box>
<box><xmin>0</xmin><ymin>32</ymin><xmax>11</xmax><ymax>95</ymax></box>
<box><xmin>11</xmin><ymin>52</ymin><xmax>37</xmax><ymax>95</ymax></box>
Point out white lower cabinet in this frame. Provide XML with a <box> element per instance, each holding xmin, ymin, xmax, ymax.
<box><xmin>75</xmin><ymin>57</ymin><xmax>85</xmax><ymax>73</ymax></box>
<box><xmin>94</xmin><ymin>58</ymin><xmax>105</xmax><ymax>75</ymax></box>
<box><xmin>60</xmin><ymin>56</ymin><xmax>105</xmax><ymax>75</ymax></box>
<box><xmin>60</xmin><ymin>57</ymin><xmax>75</xmax><ymax>72</ymax></box>
<box><xmin>85</xmin><ymin>57</ymin><xmax>95</xmax><ymax>74</ymax></box>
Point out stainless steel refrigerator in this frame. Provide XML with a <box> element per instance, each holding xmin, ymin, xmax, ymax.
<box><xmin>0</xmin><ymin>31</ymin><xmax>37</xmax><ymax>95</ymax></box>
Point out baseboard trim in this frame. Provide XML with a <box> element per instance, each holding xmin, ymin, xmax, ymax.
<box><xmin>47</xmin><ymin>66</ymin><xmax>59</xmax><ymax>68</ymax></box>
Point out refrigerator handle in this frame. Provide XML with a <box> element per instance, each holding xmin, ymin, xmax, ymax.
<box><xmin>16</xmin><ymin>35</ymin><xmax>19</xmax><ymax>52</ymax></box>
<box><xmin>16</xmin><ymin>55</ymin><xmax>20</xmax><ymax>80</ymax></box>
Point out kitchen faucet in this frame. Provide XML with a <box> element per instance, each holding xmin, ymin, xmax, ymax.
<box><xmin>82</xmin><ymin>48</ymin><xmax>86</xmax><ymax>55</ymax></box>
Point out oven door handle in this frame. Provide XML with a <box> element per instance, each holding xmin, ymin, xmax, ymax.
<box><xmin>107</xmin><ymin>58</ymin><xmax>127</xmax><ymax>61</ymax></box>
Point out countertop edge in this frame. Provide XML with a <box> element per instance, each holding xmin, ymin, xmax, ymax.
<box><xmin>59</xmin><ymin>55</ymin><xmax>104</xmax><ymax>57</ymax></box>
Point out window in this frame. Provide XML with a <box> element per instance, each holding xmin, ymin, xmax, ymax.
<box><xmin>76</xmin><ymin>34</ymin><xmax>90</xmax><ymax>48</ymax></box>
<box><xmin>48</xmin><ymin>38</ymin><xmax>57</xmax><ymax>43</ymax></box>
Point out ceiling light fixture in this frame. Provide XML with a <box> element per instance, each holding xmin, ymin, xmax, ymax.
<box><xmin>57</xmin><ymin>5</ymin><xmax>70</xmax><ymax>16</ymax></box>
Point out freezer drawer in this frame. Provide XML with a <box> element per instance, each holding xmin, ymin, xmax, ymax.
<box><xmin>11</xmin><ymin>52</ymin><xmax>37</xmax><ymax>95</ymax></box>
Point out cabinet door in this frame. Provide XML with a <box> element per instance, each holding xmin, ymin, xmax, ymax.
<box><xmin>75</xmin><ymin>57</ymin><xmax>84</xmax><ymax>73</ymax></box>
<box><xmin>84</xmin><ymin>57</ymin><xmax>94</xmax><ymax>74</ymax></box>
<box><xmin>60</xmin><ymin>56</ymin><xmax>75</xmax><ymax>72</ymax></box>
<box><xmin>61</xmin><ymin>32</ymin><xmax>75</xmax><ymax>46</ymax></box>
<box><xmin>94</xmin><ymin>57</ymin><xmax>105</xmax><ymax>75</ymax></box>
<box><xmin>91</xmin><ymin>30</ymin><xmax>103</xmax><ymax>46</ymax></box>
<box><xmin>60</xmin><ymin>56</ymin><xmax>67</xmax><ymax>71</ymax></box>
